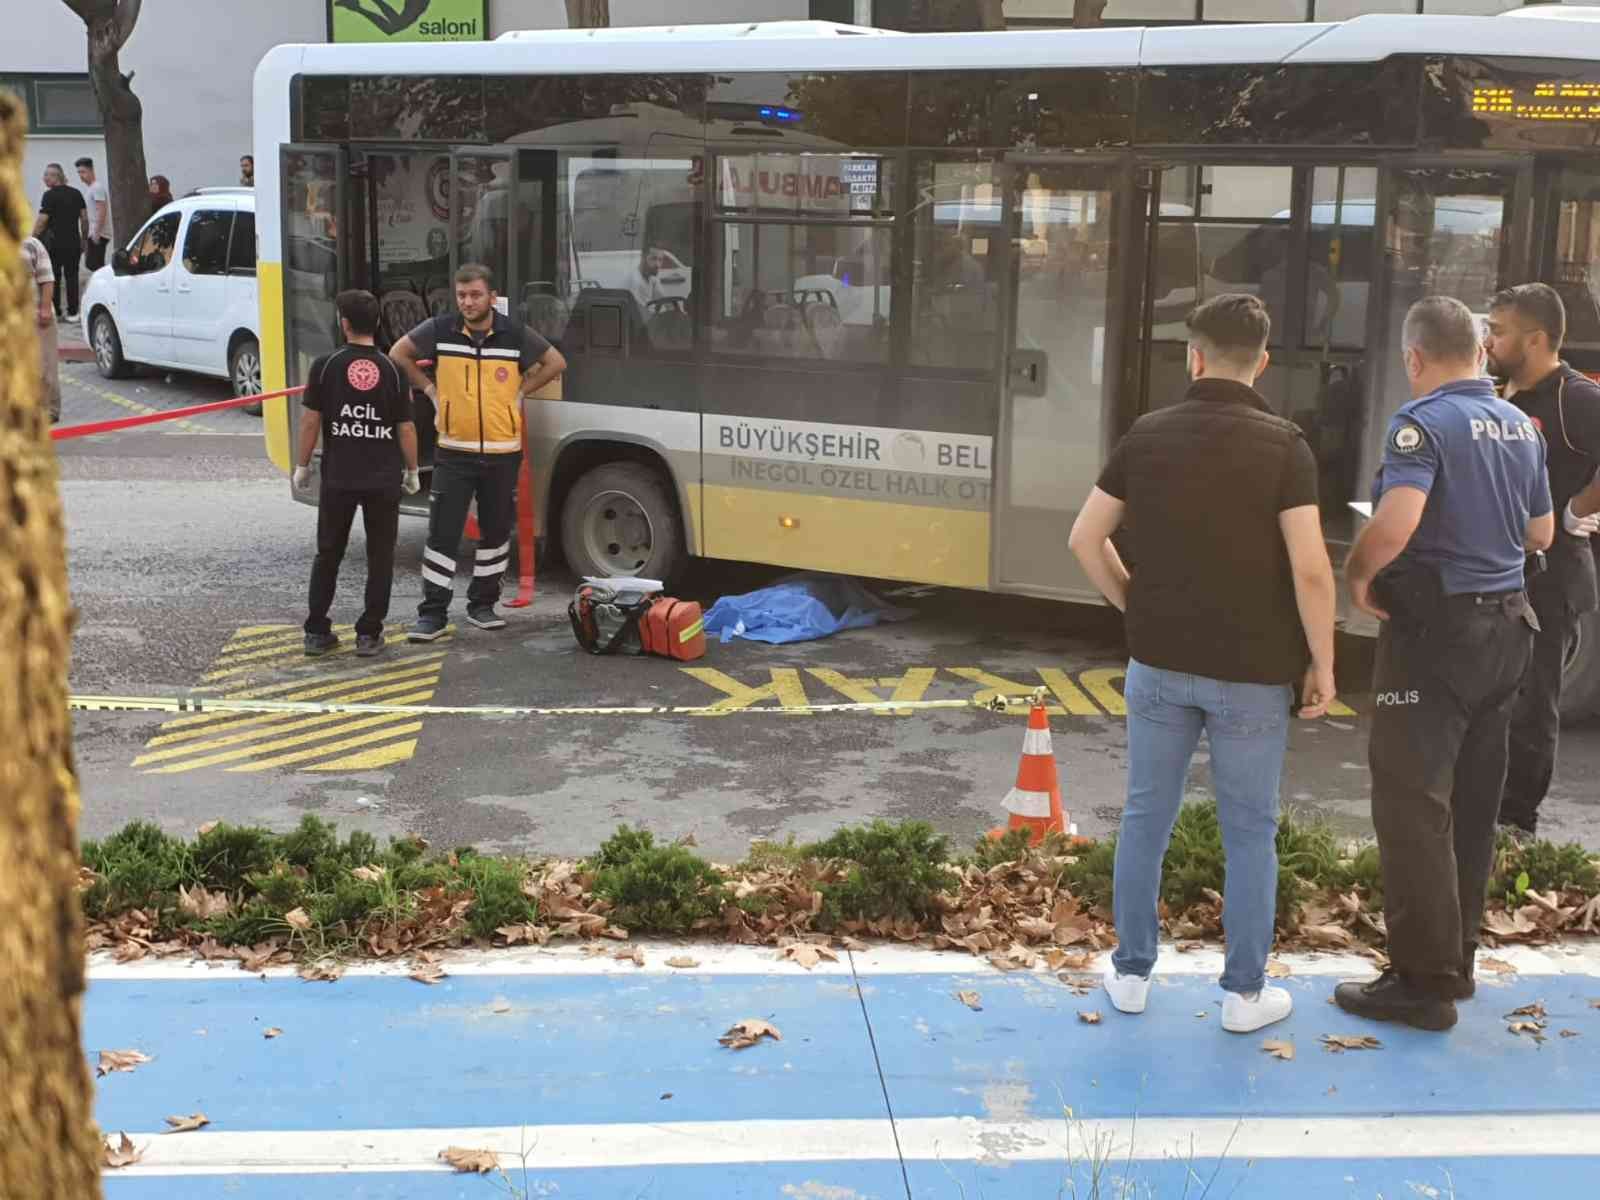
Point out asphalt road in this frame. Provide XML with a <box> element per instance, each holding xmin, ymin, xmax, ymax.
<box><xmin>58</xmin><ymin>362</ymin><xmax>1600</xmax><ymax>860</ymax></box>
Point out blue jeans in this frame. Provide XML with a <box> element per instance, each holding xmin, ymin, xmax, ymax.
<box><xmin>1111</xmin><ymin>659</ymin><xmax>1292</xmax><ymax>995</ymax></box>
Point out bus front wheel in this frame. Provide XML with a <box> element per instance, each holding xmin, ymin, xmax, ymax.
<box><xmin>560</xmin><ymin>462</ymin><xmax>684</xmax><ymax>585</ymax></box>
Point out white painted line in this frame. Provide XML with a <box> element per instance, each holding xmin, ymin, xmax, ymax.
<box><xmin>86</xmin><ymin>939</ymin><xmax>1600</xmax><ymax>982</ymax></box>
<box><xmin>99</xmin><ymin>1113</ymin><xmax>1600</xmax><ymax>1178</ymax></box>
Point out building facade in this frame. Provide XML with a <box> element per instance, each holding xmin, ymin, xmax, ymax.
<box><xmin>1</xmin><ymin>0</ymin><xmax>1585</xmax><ymax>242</ymax></box>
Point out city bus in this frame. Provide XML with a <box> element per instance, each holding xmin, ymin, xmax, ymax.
<box><xmin>251</xmin><ymin>10</ymin><xmax>1600</xmax><ymax>714</ymax></box>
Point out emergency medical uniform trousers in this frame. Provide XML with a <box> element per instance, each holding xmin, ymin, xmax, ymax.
<box><xmin>306</xmin><ymin>485</ymin><xmax>401</xmax><ymax>638</ymax></box>
<box><xmin>419</xmin><ymin>448</ymin><xmax>519</xmax><ymax>620</ymax></box>
<box><xmin>1502</xmin><ymin>571</ymin><xmax>1584</xmax><ymax>832</ymax></box>
<box><xmin>1368</xmin><ymin>593</ymin><xmax>1535</xmax><ymax>995</ymax></box>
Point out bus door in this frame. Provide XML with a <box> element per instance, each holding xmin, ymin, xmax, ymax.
<box><xmin>1137</xmin><ymin>163</ymin><xmax>1391</xmax><ymax>550</ymax></box>
<box><xmin>1535</xmin><ymin>162</ymin><xmax>1600</xmax><ymax>378</ymax></box>
<box><xmin>1361</xmin><ymin>163</ymin><xmax>1528</xmax><ymax>513</ymax></box>
<box><xmin>992</xmin><ymin>159</ymin><xmax>1127</xmax><ymax>600</ymax></box>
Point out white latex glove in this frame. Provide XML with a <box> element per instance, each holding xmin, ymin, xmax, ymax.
<box><xmin>292</xmin><ymin>465</ymin><xmax>312</xmax><ymax>490</ymax></box>
<box><xmin>402</xmin><ymin>468</ymin><xmax>421</xmax><ymax>495</ymax></box>
<box><xmin>1563</xmin><ymin>500</ymin><xmax>1600</xmax><ymax>538</ymax></box>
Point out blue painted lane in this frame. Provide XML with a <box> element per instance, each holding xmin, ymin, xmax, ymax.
<box><xmin>86</xmin><ymin>973</ymin><xmax>887</xmax><ymax>1133</ymax></box>
<box><xmin>914</xmin><ymin>1154</ymin><xmax>1600</xmax><ymax>1199</ymax></box>
<box><xmin>862</xmin><ymin>971</ymin><xmax>1600</xmax><ymax>1120</ymax></box>
<box><xmin>101</xmin><ymin>1160</ymin><xmax>911</xmax><ymax>1199</ymax></box>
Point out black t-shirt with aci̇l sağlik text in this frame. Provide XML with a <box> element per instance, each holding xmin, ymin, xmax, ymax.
<box><xmin>302</xmin><ymin>346</ymin><xmax>410</xmax><ymax>492</ymax></box>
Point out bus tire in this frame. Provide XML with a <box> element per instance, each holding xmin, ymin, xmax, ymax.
<box><xmin>560</xmin><ymin>461</ymin><xmax>684</xmax><ymax>585</ymax></box>
<box><xmin>1560</xmin><ymin>608</ymin><xmax>1600</xmax><ymax>724</ymax></box>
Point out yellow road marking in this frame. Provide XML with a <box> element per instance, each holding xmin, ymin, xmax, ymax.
<box><xmin>62</xmin><ymin>372</ymin><xmax>220</xmax><ymax>435</ymax></box>
<box><xmin>145</xmin><ymin>671</ymin><xmax>445</xmax><ymax>746</ymax></box>
<box><xmin>134</xmin><ymin>689</ymin><xmax>435</xmax><ymax>764</ymax></box>
<box><xmin>1078</xmin><ymin>668</ymin><xmax>1127</xmax><ymax>717</ymax></box>
<box><xmin>305</xmin><ymin>738</ymin><xmax>418</xmax><ymax>772</ymax></box>
<box><xmin>199</xmin><ymin>628</ymin><xmax>433</xmax><ymax>684</ymax></box>
<box><xmin>146</xmin><ymin>712</ymin><xmax>424</xmax><ymax>774</ymax></box>
<box><xmin>156</xmin><ymin>656</ymin><xmax>448</xmax><ymax>729</ymax></box>
<box><xmin>226</xmin><ymin>720</ymin><xmax>425</xmax><ymax>773</ymax></box>
<box><xmin>679</xmin><ymin>667</ymin><xmax>811</xmax><ymax>714</ymax></box>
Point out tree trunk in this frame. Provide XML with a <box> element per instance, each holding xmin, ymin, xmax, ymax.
<box><xmin>1073</xmin><ymin>0</ymin><xmax>1107</xmax><ymax>27</ymax></box>
<box><xmin>564</xmin><ymin>0</ymin><xmax>609</xmax><ymax>27</ymax></box>
<box><xmin>63</xmin><ymin>0</ymin><xmax>149</xmax><ymax>242</ymax></box>
<box><xmin>0</xmin><ymin>93</ymin><xmax>103</xmax><ymax>1200</ymax></box>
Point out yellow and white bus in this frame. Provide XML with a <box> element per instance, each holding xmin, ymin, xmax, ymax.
<box><xmin>252</xmin><ymin>10</ymin><xmax>1600</xmax><ymax>712</ymax></box>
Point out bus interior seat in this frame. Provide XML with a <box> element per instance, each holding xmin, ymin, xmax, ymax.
<box><xmin>646</xmin><ymin>299</ymin><xmax>692</xmax><ymax>350</ymax></box>
<box><xmin>381</xmin><ymin>290</ymin><xmax>428</xmax><ymax>346</ymax></box>
<box><xmin>426</xmin><ymin>286</ymin><xmax>452</xmax><ymax>317</ymax></box>
<box><xmin>563</xmin><ymin>288</ymin><xmax>651</xmax><ymax>354</ymax></box>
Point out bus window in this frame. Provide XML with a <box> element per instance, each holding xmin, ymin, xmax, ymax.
<box><xmin>1304</xmin><ymin>166</ymin><xmax>1377</xmax><ymax>353</ymax></box>
<box><xmin>909</xmin><ymin>159</ymin><xmax>1001</xmax><ymax>372</ymax></box>
<box><xmin>1553</xmin><ymin>171</ymin><xmax>1600</xmax><ymax>358</ymax></box>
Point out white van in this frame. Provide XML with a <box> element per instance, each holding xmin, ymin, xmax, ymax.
<box><xmin>81</xmin><ymin>188</ymin><xmax>263</xmax><ymax>414</ymax></box>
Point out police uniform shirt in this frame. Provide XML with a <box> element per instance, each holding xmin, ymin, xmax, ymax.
<box><xmin>1375</xmin><ymin>378</ymin><xmax>1551</xmax><ymax>595</ymax></box>
<box><xmin>302</xmin><ymin>347</ymin><xmax>408</xmax><ymax>491</ymax></box>
<box><xmin>1508</xmin><ymin>364</ymin><xmax>1600</xmax><ymax>613</ymax></box>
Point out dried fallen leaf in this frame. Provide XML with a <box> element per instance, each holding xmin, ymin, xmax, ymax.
<box><xmin>1054</xmin><ymin>950</ymin><xmax>1094</xmax><ymax>971</ymax></box>
<box><xmin>779</xmin><ymin>942</ymin><xmax>839</xmax><ymax>970</ymax></box>
<box><xmin>665</xmin><ymin>956</ymin><xmax>700</xmax><ymax>969</ymax></box>
<box><xmin>490</xmin><ymin>997</ymin><xmax>512</xmax><ymax>1014</ymax></box>
<box><xmin>102</xmin><ymin>1132</ymin><xmax>143</xmax><ymax>1169</ymax></box>
<box><xmin>1300</xmin><ymin>923</ymin><xmax>1356</xmax><ymax>949</ymax></box>
<box><xmin>954</xmin><ymin>990</ymin><xmax>983</xmax><ymax>1011</ymax></box>
<box><xmin>1321</xmin><ymin>1034</ymin><xmax>1382</xmax><ymax>1052</ymax></box>
<box><xmin>409</xmin><ymin>960</ymin><xmax>447</xmax><ymax>985</ymax></box>
<box><xmin>284</xmin><ymin>907</ymin><xmax>312</xmax><ymax>931</ymax></box>
<box><xmin>615</xmin><ymin>945</ymin><xmax>646</xmax><ymax>968</ymax></box>
<box><xmin>439</xmin><ymin>1146</ymin><xmax>499</xmax><ymax>1174</ymax></box>
<box><xmin>1261</xmin><ymin>1039</ymin><xmax>1295</xmax><ymax>1061</ymax></box>
<box><xmin>196</xmin><ymin>821</ymin><xmax>219</xmax><ymax>836</ymax></box>
<box><xmin>1175</xmin><ymin>941</ymin><xmax>1205</xmax><ymax>954</ymax></box>
<box><xmin>1507</xmin><ymin>1020</ymin><xmax>1548</xmax><ymax>1043</ymax></box>
<box><xmin>263</xmin><ymin>1027</ymin><xmax>282</xmax><ymax>1039</ymax></box>
<box><xmin>163</xmin><ymin>1112</ymin><xmax>210</xmax><ymax>1134</ymax></box>
<box><xmin>719</xmin><ymin>1018</ymin><xmax>782</xmax><ymax>1050</ymax></box>
<box><xmin>1078</xmin><ymin>1010</ymin><xmax>1103</xmax><ymax>1025</ymax></box>
<box><xmin>298</xmin><ymin>959</ymin><xmax>344</xmax><ymax>983</ymax></box>
<box><xmin>351</xmin><ymin>864</ymin><xmax>387</xmax><ymax>883</ymax></box>
<box><xmin>177</xmin><ymin>884</ymin><xmax>231</xmax><ymax>920</ymax></box>
<box><xmin>1560</xmin><ymin>1029</ymin><xmax>1581</xmax><ymax>1039</ymax></box>
<box><xmin>1479</xmin><ymin>956</ymin><xmax>1517</xmax><ymax>976</ymax></box>
<box><xmin>839</xmin><ymin>936</ymin><xmax>869</xmax><ymax>952</ymax></box>
<box><xmin>1507</xmin><ymin>1001</ymin><xmax>1547</xmax><ymax>1020</ymax></box>
<box><xmin>1265</xmin><ymin>960</ymin><xmax>1292</xmax><ymax>979</ymax></box>
<box><xmin>96</xmin><ymin>1049</ymin><xmax>152</xmax><ymax>1077</ymax></box>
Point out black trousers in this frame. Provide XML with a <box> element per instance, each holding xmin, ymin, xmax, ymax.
<box><xmin>419</xmin><ymin>448</ymin><xmax>519</xmax><ymax>621</ymax></box>
<box><xmin>1368</xmin><ymin>594</ymin><xmax>1536</xmax><ymax>994</ymax></box>
<box><xmin>306</xmin><ymin>484</ymin><xmax>401</xmax><ymax>638</ymax></box>
<box><xmin>84</xmin><ymin>237</ymin><xmax>109</xmax><ymax>272</ymax></box>
<box><xmin>1503</xmin><ymin>575</ymin><xmax>1583</xmax><ymax>833</ymax></box>
<box><xmin>49</xmin><ymin>242</ymin><xmax>81</xmax><ymax>315</ymax></box>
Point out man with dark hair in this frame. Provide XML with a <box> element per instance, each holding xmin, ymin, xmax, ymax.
<box><xmin>75</xmin><ymin>157</ymin><xmax>110</xmax><ymax>272</ymax></box>
<box><xmin>33</xmin><ymin>163</ymin><xmax>87</xmax><ymax>320</ymax></box>
<box><xmin>240</xmin><ymin>155</ymin><xmax>255</xmax><ymax>187</ymax></box>
<box><xmin>1484</xmin><ymin>283</ymin><xmax>1600</xmax><ymax>835</ymax></box>
<box><xmin>294</xmin><ymin>290</ymin><xmax>421</xmax><ymax>657</ymax></box>
<box><xmin>1338</xmin><ymin>296</ymin><xmax>1553</xmax><ymax>1031</ymax></box>
<box><xmin>1070</xmin><ymin>293</ymin><xmax>1337</xmax><ymax>1035</ymax></box>
<box><xmin>390</xmin><ymin>263</ymin><xmax>567</xmax><ymax>641</ymax></box>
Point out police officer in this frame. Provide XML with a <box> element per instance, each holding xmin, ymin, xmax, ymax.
<box><xmin>1484</xmin><ymin>284</ymin><xmax>1600</xmax><ymax>836</ymax></box>
<box><xmin>1338</xmin><ymin>296</ymin><xmax>1553</xmax><ymax>1032</ymax></box>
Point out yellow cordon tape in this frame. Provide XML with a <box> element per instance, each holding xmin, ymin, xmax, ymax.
<box><xmin>69</xmin><ymin>692</ymin><xmax>1036</xmax><ymax>719</ymax></box>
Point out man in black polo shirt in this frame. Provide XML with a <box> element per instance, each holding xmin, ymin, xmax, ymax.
<box><xmin>391</xmin><ymin>264</ymin><xmax>566</xmax><ymax>641</ymax></box>
<box><xmin>1484</xmin><ymin>284</ymin><xmax>1600</xmax><ymax>835</ymax></box>
<box><xmin>294</xmin><ymin>290</ymin><xmax>420</xmax><ymax>657</ymax></box>
<box><xmin>1069</xmin><ymin>293</ymin><xmax>1337</xmax><ymax>1035</ymax></box>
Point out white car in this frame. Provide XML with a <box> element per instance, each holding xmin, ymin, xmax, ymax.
<box><xmin>82</xmin><ymin>189</ymin><xmax>263</xmax><ymax>414</ymax></box>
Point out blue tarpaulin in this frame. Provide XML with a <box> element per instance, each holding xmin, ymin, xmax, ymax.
<box><xmin>702</xmin><ymin>574</ymin><xmax>914</xmax><ymax>645</ymax></box>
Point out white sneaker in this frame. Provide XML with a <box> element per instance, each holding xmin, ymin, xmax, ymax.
<box><xmin>1103</xmin><ymin>963</ymin><xmax>1150</xmax><ymax>1014</ymax></box>
<box><xmin>1221</xmin><ymin>985</ymin><xmax>1292</xmax><ymax>1033</ymax></box>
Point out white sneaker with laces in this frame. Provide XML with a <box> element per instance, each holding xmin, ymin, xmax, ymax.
<box><xmin>1221</xmin><ymin>984</ymin><xmax>1293</xmax><ymax>1033</ymax></box>
<box><xmin>1103</xmin><ymin>963</ymin><xmax>1150</xmax><ymax>1014</ymax></box>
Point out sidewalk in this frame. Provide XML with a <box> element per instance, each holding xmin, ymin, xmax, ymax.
<box><xmin>58</xmin><ymin>313</ymin><xmax>94</xmax><ymax>363</ymax></box>
<box><xmin>86</xmin><ymin>942</ymin><xmax>1600</xmax><ymax>1197</ymax></box>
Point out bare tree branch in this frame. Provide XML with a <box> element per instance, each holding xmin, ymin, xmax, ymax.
<box><xmin>112</xmin><ymin>0</ymin><xmax>142</xmax><ymax>51</ymax></box>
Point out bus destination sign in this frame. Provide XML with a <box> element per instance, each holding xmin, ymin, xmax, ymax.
<box><xmin>1471</xmin><ymin>79</ymin><xmax>1600</xmax><ymax>123</ymax></box>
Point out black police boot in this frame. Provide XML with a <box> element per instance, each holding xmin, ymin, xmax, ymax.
<box><xmin>1334</xmin><ymin>969</ymin><xmax>1458</xmax><ymax>1031</ymax></box>
<box><xmin>1448</xmin><ymin>943</ymin><xmax>1476</xmax><ymax>1001</ymax></box>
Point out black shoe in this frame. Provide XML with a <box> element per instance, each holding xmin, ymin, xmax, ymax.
<box><xmin>304</xmin><ymin>631</ymin><xmax>339</xmax><ymax>657</ymax></box>
<box><xmin>355</xmin><ymin>633</ymin><xmax>384</xmax><ymax>658</ymax></box>
<box><xmin>1499</xmin><ymin>819</ymin><xmax>1537</xmax><ymax>842</ymax></box>
<box><xmin>407</xmin><ymin>616</ymin><xmax>450</xmax><ymax>643</ymax></box>
<box><xmin>466</xmin><ymin>604</ymin><xmax>506</xmax><ymax>631</ymax></box>
<box><xmin>1334</xmin><ymin>969</ymin><xmax>1458</xmax><ymax>1031</ymax></box>
<box><xmin>1448</xmin><ymin>944</ymin><xmax>1476</xmax><ymax>1001</ymax></box>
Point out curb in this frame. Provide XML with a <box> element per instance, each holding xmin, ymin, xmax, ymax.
<box><xmin>59</xmin><ymin>346</ymin><xmax>94</xmax><ymax>363</ymax></box>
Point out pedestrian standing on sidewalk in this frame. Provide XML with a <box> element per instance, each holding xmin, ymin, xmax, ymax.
<box><xmin>240</xmin><ymin>155</ymin><xmax>255</xmax><ymax>187</ymax></box>
<box><xmin>1483</xmin><ymin>285</ymin><xmax>1600</xmax><ymax>836</ymax></box>
<box><xmin>22</xmin><ymin>234</ymin><xmax>61</xmax><ymax>424</ymax></box>
<box><xmin>390</xmin><ymin>263</ymin><xmax>566</xmax><ymax>642</ymax></box>
<box><xmin>34</xmin><ymin>163</ymin><xmax>86</xmax><ymax>320</ymax></box>
<box><xmin>1069</xmin><ymin>293</ymin><xmax>1337</xmax><ymax>1034</ymax></box>
<box><xmin>76</xmin><ymin>157</ymin><xmax>111</xmax><ymax>272</ymax></box>
<box><xmin>294</xmin><ymin>290</ymin><xmax>421</xmax><ymax>658</ymax></box>
<box><xmin>1338</xmin><ymin>296</ymin><xmax>1552</xmax><ymax>1032</ymax></box>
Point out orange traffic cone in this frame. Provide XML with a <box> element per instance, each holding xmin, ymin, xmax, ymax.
<box><xmin>989</xmin><ymin>695</ymin><xmax>1076</xmax><ymax>845</ymax></box>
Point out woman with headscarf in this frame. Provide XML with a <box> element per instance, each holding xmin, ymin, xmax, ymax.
<box><xmin>148</xmin><ymin>175</ymin><xmax>175</xmax><ymax>212</ymax></box>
